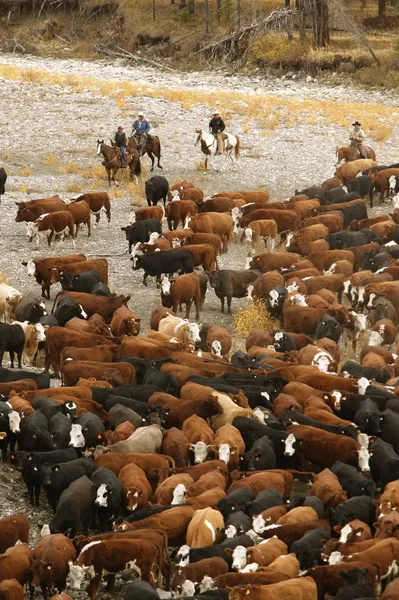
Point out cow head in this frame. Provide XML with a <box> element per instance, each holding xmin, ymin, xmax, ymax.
<box><xmin>68</xmin><ymin>562</ymin><xmax>92</xmax><ymax>589</ymax></box>
<box><xmin>161</xmin><ymin>275</ymin><xmax>171</xmax><ymax>295</ymax></box>
<box><xmin>95</xmin><ymin>483</ymin><xmax>112</xmax><ymax>508</ymax></box>
<box><xmin>125</xmin><ymin>488</ymin><xmax>142</xmax><ymax>511</ymax></box>
<box><xmin>69</xmin><ymin>424</ymin><xmax>86</xmax><ymax>448</ymax></box>
<box><xmin>171</xmin><ymin>483</ymin><xmax>187</xmax><ymax>505</ymax></box>
<box><xmin>175</xmin><ymin>544</ymin><xmax>190</xmax><ymax>567</ymax></box>
<box><xmin>188</xmin><ymin>441</ymin><xmax>210</xmax><ymax>464</ymax></box>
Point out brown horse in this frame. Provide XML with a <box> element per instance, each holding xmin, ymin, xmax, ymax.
<box><xmin>336</xmin><ymin>145</ymin><xmax>376</xmax><ymax>163</ymax></box>
<box><xmin>96</xmin><ymin>141</ymin><xmax>141</xmax><ymax>186</ymax></box>
<box><xmin>128</xmin><ymin>135</ymin><xmax>162</xmax><ymax>171</ymax></box>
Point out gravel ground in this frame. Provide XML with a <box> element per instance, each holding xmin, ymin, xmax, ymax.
<box><xmin>0</xmin><ymin>52</ymin><xmax>398</xmax><ymax>598</ymax></box>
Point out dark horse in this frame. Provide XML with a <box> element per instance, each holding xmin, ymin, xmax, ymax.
<box><xmin>96</xmin><ymin>141</ymin><xmax>141</xmax><ymax>186</ymax></box>
<box><xmin>128</xmin><ymin>134</ymin><xmax>162</xmax><ymax>171</ymax></box>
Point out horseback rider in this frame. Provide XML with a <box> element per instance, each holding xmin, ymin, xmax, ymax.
<box><xmin>209</xmin><ymin>109</ymin><xmax>226</xmax><ymax>155</ymax></box>
<box><xmin>114</xmin><ymin>126</ymin><xmax>127</xmax><ymax>166</ymax></box>
<box><xmin>350</xmin><ymin>121</ymin><xmax>367</xmax><ymax>158</ymax></box>
<box><xmin>132</xmin><ymin>111</ymin><xmax>153</xmax><ymax>154</ymax></box>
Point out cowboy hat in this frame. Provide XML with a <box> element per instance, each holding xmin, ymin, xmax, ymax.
<box><xmin>352</xmin><ymin>121</ymin><xmax>361</xmax><ymax>126</ymax></box>
<box><xmin>138</xmin><ymin>111</ymin><xmax>145</xmax><ymax>117</ymax></box>
<box><xmin>212</xmin><ymin>109</ymin><xmax>220</xmax><ymax>115</ymax></box>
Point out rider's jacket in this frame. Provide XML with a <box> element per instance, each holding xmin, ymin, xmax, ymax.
<box><xmin>350</xmin><ymin>128</ymin><xmax>365</xmax><ymax>143</ymax></box>
<box><xmin>115</xmin><ymin>132</ymin><xmax>127</xmax><ymax>147</ymax></box>
<box><xmin>209</xmin><ymin>117</ymin><xmax>226</xmax><ymax>134</ymax></box>
<box><xmin>133</xmin><ymin>119</ymin><xmax>151</xmax><ymax>135</ymax></box>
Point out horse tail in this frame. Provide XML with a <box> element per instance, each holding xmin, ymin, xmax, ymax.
<box><xmin>157</xmin><ymin>136</ymin><xmax>161</xmax><ymax>157</ymax></box>
<box><xmin>235</xmin><ymin>136</ymin><xmax>240</xmax><ymax>159</ymax></box>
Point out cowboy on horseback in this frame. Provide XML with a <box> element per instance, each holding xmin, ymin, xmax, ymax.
<box><xmin>132</xmin><ymin>111</ymin><xmax>153</xmax><ymax>156</ymax></box>
<box><xmin>114</xmin><ymin>126</ymin><xmax>127</xmax><ymax>166</ymax></box>
<box><xmin>209</xmin><ymin>109</ymin><xmax>226</xmax><ymax>155</ymax></box>
<box><xmin>350</xmin><ymin>121</ymin><xmax>367</xmax><ymax>159</ymax></box>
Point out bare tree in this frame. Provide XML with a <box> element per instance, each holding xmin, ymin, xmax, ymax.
<box><xmin>205</xmin><ymin>0</ymin><xmax>210</xmax><ymax>32</ymax></box>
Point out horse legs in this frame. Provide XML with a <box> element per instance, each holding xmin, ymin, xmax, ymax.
<box><xmin>112</xmin><ymin>168</ymin><xmax>119</xmax><ymax>187</ymax></box>
<box><xmin>148</xmin><ymin>151</ymin><xmax>155</xmax><ymax>172</ymax></box>
<box><xmin>129</xmin><ymin>163</ymin><xmax>138</xmax><ymax>184</ymax></box>
<box><xmin>106</xmin><ymin>167</ymin><xmax>112</xmax><ymax>186</ymax></box>
<box><xmin>156</xmin><ymin>151</ymin><xmax>163</xmax><ymax>169</ymax></box>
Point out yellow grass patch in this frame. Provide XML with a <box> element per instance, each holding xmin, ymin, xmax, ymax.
<box><xmin>59</xmin><ymin>162</ymin><xmax>79</xmax><ymax>174</ymax></box>
<box><xmin>43</xmin><ymin>154</ymin><xmax>58</xmax><ymax>166</ymax></box>
<box><xmin>19</xmin><ymin>184</ymin><xmax>28</xmax><ymax>193</ymax></box>
<box><xmin>20</xmin><ymin>167</ymin><xmax>32</xmax><ymax>177</ymax></box>
<box><xmin>65</xmin><ymin>182</ymin><xmax>83</xmax><ymax>193</ymax></box>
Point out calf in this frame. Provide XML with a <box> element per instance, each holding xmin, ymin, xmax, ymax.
<box><xmin>30</xmin><ymin>534</ymin><xmax>76</xmax><ymax>600</ymax></box>
<box><xmin>65</xmin><ymin>200</ymin><xmax>91</xmax><ymax>237</ymax></box>
<box><xmin>160</xmin><ymin>272</ymin><xmax>201</xmax><ymax>320</ymax></box>
<box><xmin>0</xmin><ymin>544</ymin><xmax>33</xmax><ymax>585</ymax></box>
<box><xmin>209</xmin><ymin>269</ymin><xmax>260</xmax><ymax>314</ymax></box>
<box><xmin>26</xmin><ymin>211</ymin><xmax>75</xmax><ymax>248</ymax></box>
<box><xmin>118</xmin><ymin>463</ymin><xmax>152</xmax><ymax>511</ymax></box>
<box><xmin>110</xmin><ymin>305</ymin><xmax>141</xmax><ymax>337</ymax></box>
<box><xmin>165</xmin><ymin>200</ymin><xmax>197</xmax><ymax>230</ymax></box>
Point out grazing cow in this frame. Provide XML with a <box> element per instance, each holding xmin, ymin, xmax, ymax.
<box><xmin>56</xmin><ymin>270</ymin><xmax>101</xmax><ymax>294</ymax></box>
<box><xmin>161</xmin><ymin>272</ymin><xmax>202</xmax><ymax>320</ymax></box>
<box><xmin>122</xmin><ymin>218</ymin><xmax>162</xmax><ymax>253</ymax></box>
<box><xmin>145</xmin><ymin>175</ymin><xmax>169</xmax><ymax>206</ymax></box>
<box><xmin>30</xmin><ymin>534</ymin><xmax>76</xmax><ymax>600</ymax></box>
<box><xmin>244</xmin><ymin>220</ymin><xmax>278</xmax><ymax>250</ymax></box>
<box><xmin>26</xmin><ymin>211</ymin><xmax>75</xmax><ymax>248</ymax></box>
<box><xmin>186</xmin><ymin>507</ymin><xmax>225</xmax><ymax>548</ymax></box>
<box><xmin>73</xmin><ymin>192</ymin><xmax>111</xmax><ymax>225</ymax></box>
<box><xmin>54</xmin><ymin>291</ymin><xmax>130</xmax><ymax>322</ymax></box>
<box><xmin>15</xmin><ymin>196</ymin><xmax>66</xmax><ymax>222</ymax></box>
<box><xmin>187</xmin><ymin>213</ymin><xmax>234</xmax><ymax>251</ymax></box>
<box><xmin>15</xmin><ymin>293</ymin><xmax>46</xmax><ymax>323</ymax></box>
<box><xmin>206</xmin><ymin>326</ymin><xmax>232</xmax><ymax>358</ymax></box>
<box><xmin>65</xmin><ymin>200</ymin><xmax>91</xmax><ymax>237</ymax></box>
<box><xmin>22</xmin><ymin>254</ymin><xmax>86</xmax><ymax>299</ymax></box>
<box><xmin>49</xmin><ymin>475</ymin><xmax>96</xmax><ymax>536</ymax></box>
<box><xmin>129</xmin><ymin>205</ymin><xmax>164</xmax><ymax>224</ymax></box>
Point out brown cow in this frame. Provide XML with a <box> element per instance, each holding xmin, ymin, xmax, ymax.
<box><xmin>171</xmin><ymin>244</ymin><xmax>217</xmax><ymax>271</ymax></box>
<box><xmin>187</xmin><ymin>213</ymin><xmax>233</xmax><ymax>252</ymax></box>
<box><xmin>118</xmin><ymin>463</ymin><xmax>152</xmax><ymax>511</ymax></box>
<box><xmin>299</xmin><ymin>212</ymin><xmax>344</xmax><ymax>234</ymax></box>
<box><xmin>307</xmin><ymin>561</ymin><xmax>380</xmax><ymax>599</ymax></box>
<box><xmin>60</xmin><ymin>344</ymin><xmax>118</xmax><ymax>364</ymax></box>
<box><xmin>0</xmin><ymin>515</ymin><xmax>29</xmax><ymax>553</ymax></box>
<box><xmin>238</xmin><ymin>209</ymin><xmax>299</xmax><ymax>233</ymax></box>
<box><xmin>311</xmin><ymin>468</ymin><xmax>347</xmax><ymax>507</ymax></box>
<box><xmin>52</xmin><ymin>258</ymin><xmax>109</xmax><ymax>286</ymax></box>
<box><xmin>160</xmin><ymin>272</ymin><xmax>201</xmax><ymax>320</ymax></box>
<box><xmin>73</xmin><ymin>192</ymin><xmax>111</xmax><ymax>225</ymax></box>
<box><xmin>248</xmin><ymin>251</ymin><xmax>300</xmax><ymax>273</ymax></box>
<box><xmin>22</xmin><ymin>254</ymin><xmax>86</xmax><ymax>299</ymax></box>
<box><xmin>110</xmin><ymin>305</ymin><xmax>141</xmax><ymax>337</ymax></box>
<box><xmin>15</xmin><ymin>196</ymin><xmax>66</xmax><ymax>222</ymax></box>
<box><xmin>104</xmin><ymin>421</ymin><xmax>135</xmax><ymax>445</ymax></box>
<box><xmin>65</xmin><ymin>200</ymin><xmax>91</xmax><ymax>237</ymax></box>
<box><xmin>0</xmin><ymin>579</ymin><xmax>24</xmax><ymax>600</ymax></box>
<box><xmin>61</xmin><ymin>361</ymin><xmax>136</xmax><ymax>386</ymax></box>
<box><xmin>54</xmin><ymin>291</ymin><xmax>130</xmax><ymax>322</ymax></box>
<box><xmin>30</xmin><ymin>534</ymin><xmax>76</xmax><ymax>600</ymax></box>
<box><xmin>182</xmin><ymin>414</ymin><xmax>214</xmax><ymax>465</ymax></box>
<box><xmin>243</xmin><ymin>220</ymin><xmax>278</xmax><ymax>249</ymax></box>
<box><xmin>227</xmin><ymin>577</ymin><xmax>317</xmax><ymax>600</ymax></box>
<box><xmin>27</xmin><ymin>211</ymin><xmax>75</xmax><ymax>248</ymax></box>
<box><xmin>130</xmin><ymin>205</ymin><xmax>163</xmax><ymax>224</ymax></box>
<box><xmin>161</xmin><ymin>427</ymin><xmax>190</xmax><ymax>467</ymax></box>
<box><xmin>206</xmin><ymin>326</ymin><xmax>232</xmax><ymax>358</ymax></box>
<box><xmin>172</xmin><ymin>557</ymin><xmax>228</xmax><ymax>595</ymax></box>
<box><xmin>186</xmin><ymin>232</ymin><xmax>223</xmax><ymax>255</ymax></box>
<box><xmin>165</xmin><ymin>200</ymin><xmax>198</xmax><ymax>230</ymax></box>
<box><xmin>0</xmin><ymin>544</ymin><xmax>33</xmax><ymax>585</ymax></box>
<box><xmin>179</xmin><ymin>186</ymin><xmax>204</xmax><ymax>204</ymax></box>
<box><xmin>114</xmin><ymin>506</ymin><xmax>195</xmax><ymax>546</ymax></box>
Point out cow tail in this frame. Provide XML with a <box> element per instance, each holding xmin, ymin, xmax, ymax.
<box><xmin>135</xmin><ymin>154</ymin><xmax>141</xmax><ymax>176</ymax></box>
<box><xmin>167</xmin><ymin>456</ymin><xmax>176</xmax><ymax>468</ymax></box>
<box><xmin>235</xmin><ymin>136</ymin><xmax>240</xmax><ymax>159</ymax></box>
<box><xmin>51</xmin><ymin>291</ymin><xmax>63</xmax><ymax>314</ymax></box>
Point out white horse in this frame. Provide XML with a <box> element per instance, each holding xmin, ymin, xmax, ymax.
<box><xmin>195</xmin><ymin>128</ymin><xmax>240</xmax><ymax>172</ymax></box>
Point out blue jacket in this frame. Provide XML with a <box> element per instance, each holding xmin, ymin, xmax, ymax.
<box><xmin>133</xmin><ymin>119</ymin><xmax>150</xmax><ymax>135</ymax></box>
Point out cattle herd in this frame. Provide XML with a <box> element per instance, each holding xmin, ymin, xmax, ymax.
<box><xmin>3</xmin><ymin>155</ymin><xmax>399</xmax><ymax>600</ymax></box>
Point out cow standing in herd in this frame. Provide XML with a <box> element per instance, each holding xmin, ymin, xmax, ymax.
<box><xmin>4</xmin><ymin>156</ymin><xmax>399</xmax><ymax>600</ymax></box>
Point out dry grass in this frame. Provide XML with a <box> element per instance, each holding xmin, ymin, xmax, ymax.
<box><xmin>233</xmin><ymin>299</ymin><xmax>279</xmax><ymax>338</ymax></box>
<box><xmin>42</xmin><ymin>154</ymin><xmax>58</xmax><ymax>166</ymax></box>
<box><xmin>59</xmin><ymin>162</ymin><xmax>79</xmax><ymax>174</ymax></box>
<box><xmin>19</xmin><ymin>184</ymin><xmax>28</xmax><ymax>193</ymax></box>
<box><xmin>19</xmin><ymin>167</ymin><xmax>32</xmax><ymax>177</ymax></box>
<box><xmin>109</xmin><ymin>189</ymin><xmax>125</xmax><ymax>199</ymax></box>
<box><xmin>0</xmin><ymin>61</ymin><xmax>396</xmax><ymax>144</ymax></box>
<box><xmin>64</xmin><ymin>182</ymin><xmax>83</xmax><ymax>193</ymax></box>
<box><xmin>81</xmin><ymin>165</ymin><xmax>105</xmax><ymax>179</ymax></box>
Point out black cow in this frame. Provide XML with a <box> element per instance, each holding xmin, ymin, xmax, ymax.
<box><xmin>40</xmin><ymin>457</ymin><xmax>95</xmax><ymax>512</ymax></box>
<box><xmin>341</xmin><ymin>360</ymin><xmax>390</xmax><ymax>384</ymax></box>
<box><xmin>208</xmin><ymin>270</ymin><xmax>260</xmax><ymax>314</ymax></box>
<box><xmin>338</xmin><ymin>202</ymin><xmax>368</xmax><ymax>229</ymax></box>
<box><xmin>331</xmin><ymin>496</ymin><xmax>376</xmax><ymax>528</ymax></box>
<box><xmin>14</xmin><ymin>448</ymin><xmax>78</xmax><ymax>506</ymax></box>
<box><xmin>91</xmin><ymin>383</ymin><xmax>163</xmax><ymax>405</ymax></box>
<box><xmin>18</xmin><ymin>411</ymin><xmax>56</xmax><ymax>452</ymax></box>
<box><xmin>59</xmin><ymin>270</ymin><xmax>101</xmax><ymax>293</ymax></box>
<box><xmin>291</xmin><ymin>527</ymin><xmax>330</xmax><ymax>570</ymax></box>
<box><xmin>49</xmin><ymin>475</ymin><xmax>96</xmax><ymax>536</ymax></box>
<box><xmin>321</xmin><ymin>187</ymin><xmax>345</xmax><ymax>205</ymax></box>
<box><xmin>224</xmin><ymin>511</ymin><xmax>253</xmax><ymax>537</ymax></box>
<box><xmin>48</xmin><ymin>412</ymin><xmax>73</xmax><ymax>449</ymax></box>
<box><xmin>91</xmin><ymin>466</ymin><xmax>124</xmax><ymax>529</ymax></box>
<box><xmin>246</xmin><ymin>488</ymin><xmax>282</xmax><ymax>518</ymax></box>
<box><xmin>114</xmin><ymin>504</ymin><xmax>175</xmax><ymax>525</ymax></box>
<box><xmin>266</xmin><ymin>286</ymin><xmax>288</xmax><ymax>318</ymax></box>
<box><xmin>0</xmin><ymin>167</ymin><xmax>7</xmax><ymax>202</ymax></box>
<box><xmin>39</xmin><ymin>315</ymin><xmax>59</xmax><ymax>327</ymax></box>
<box><xmin>328</xmin><ymin>191</ymin><xmax>361</xmax><ymax>205</ymax></box>
<box><xmin>362</xmin><ymin>249</ymin><xmax>390</xmax><ymax>272</ymax></box>
<box><xmin>91</xmin><ymin>282</ymin><xmax>113</xmax><ymax>296</ymax></box>
<box><xmin>176</xmin><ymin>534</ymin><xmax>254</xmax><ymax>568</ymax></box>
<box><xmin>294</xmin><ymin>185</ymin><xmax>321</xmax><ymax>199</ymax></box>
<box><xmin>125</xmin><ymin>581</ymin><xmax>161</xmax><ymax>600</ymax></box>
<box><xmin>53</xmin><ymin>295</ymin><xmax>87</xmax><ymax>326</ymax></box>
<box><xmin>32</xmin><ymin>397</ymin><xmax>77</xmax><ymax>422</ymax></box>
<box><xmin>15</xmin><ymin>292</ymin><xmax>47</xmax><ymax>323</ymax></box>
<box><xmin>142</xmin><ymin>366</ymin><xmax>179</xmax><ymax>396</ymax></box>
<box><xmin>379</xmin><ymin>409</ymin><xmax>399</xmax><ymax>455</ymax></box>
<box><xmin>272</xmin><ymin>331</ymin><xmax>296</xmax><ymax>352</ymax></box>
<box><xmin>109</xmin><ymin>404</ymin><xmax>145</xmax><ymax>429</ymax></box>
<box><xmin>69</xmin><ymin>413</ymin><xmax>105</xmax><ymax>449</ymax></box>
<box><xmin>232</xmin><ymin>416</ymin><xmax>295</xmax><ymax>465</ymax></box>
<box><xmin>353</xmin><ymin>399</ymin><xmax>381</xmax><ymax>435</ymax></box>
<box><xmin>345</xmin><ymin>176</ymin><xmax>373</xmax><ymax>205</ymax></box>
<box><xmin>122</xmin><ymin>218</ymin><xmax>162</xmax><ymax>253</ymax></box>
<box><xmin>0</xmin><ymin>323</ymin><xmax>25</xmax><ymax>368</ymax></box>
<box><xmin>241</xmin><ymin>436</ymin><xmax>276</xmax><ymax>471</ymax></box>
<box><xmin>104</xmin><ymin>395</ymin><xmax>166</xmax><ymax>425</ymax></box>
<box><xmin>0</xmin><ymin>367</ymin><xmax>51</xmax><ymax>388</ymax></box>
<box><xmin>133</xmin><ymin>249</ymin><xmax>194</xmax><ymax>286</ymax></box>
<box><xmin>216</xmin><ymin>487</ymin><xmax>255</xmax><ymax>519</ymax></box>
<box><xmin>289</xmin><ymin>495</ymin><xmax>325</xmax><ymax>518</ymax></box>
<box><xmin>315</xmin><ymin>314</ymin><xmax>342</xmax><ymax>343</ymax></box>
<box><xmin>334</xmin><ymin>568</ymin><xmax>374</xmax><ymax>600</ymax></box>
<box><xmin>145</xmin><ymin>175</ymin><xmax>169</xmax><ymax>207</ymax></box>
<box><xmin>326</xmin><ymin>229</ymin><xmax>379</xmax><ymax>250</ymax></box>
<box><xmin>280</xmin><ymin>409</ymin><xmax>357</xmax><ymax>439</ymax></box>
<box><xmin>330</xmin><ymin>461</ymin><xmax>377</xmax><ymax>498</ymax></box>
<box><xmin>368</xmin><ymin>438</ymin><xmax>399</xmax><ymax>487</ymax></box>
